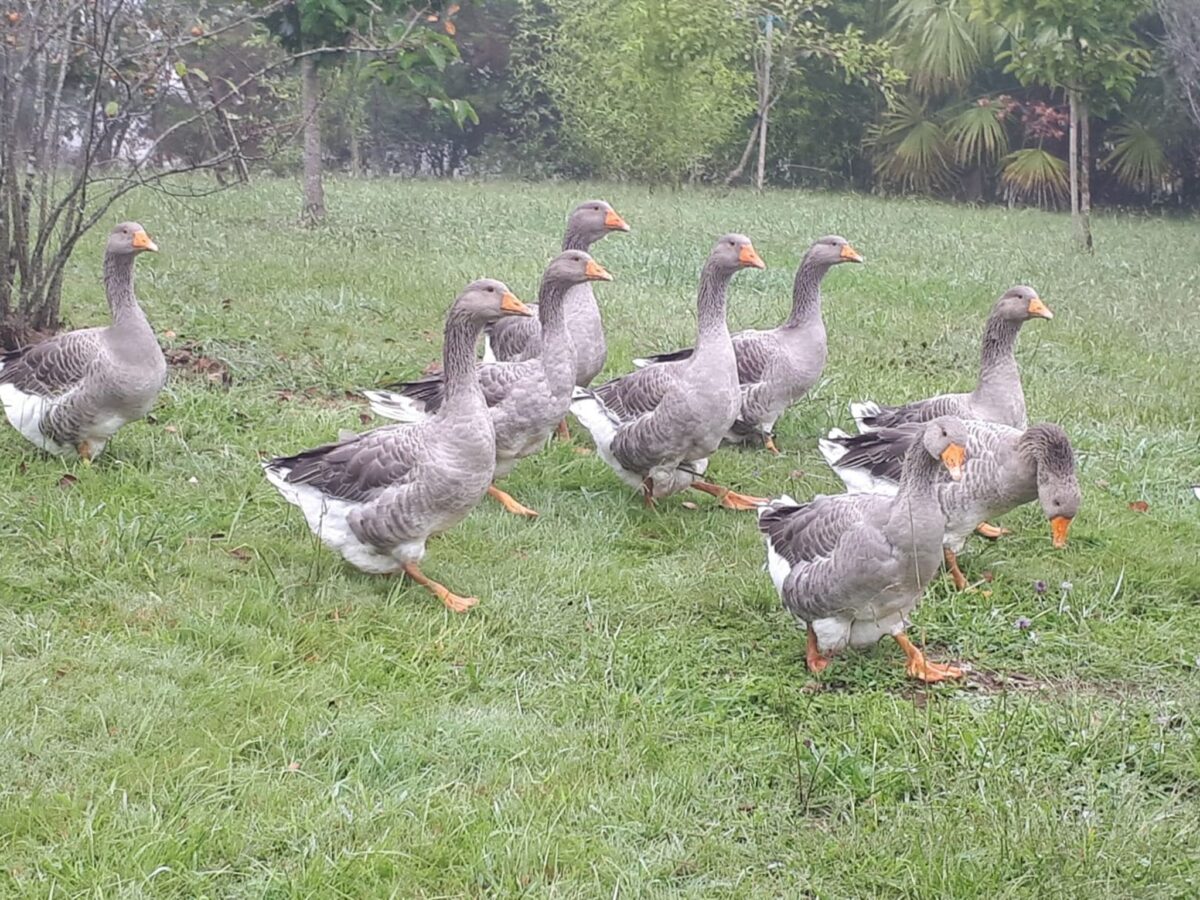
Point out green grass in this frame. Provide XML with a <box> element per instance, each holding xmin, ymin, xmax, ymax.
<box><xmin>2</xmin><ymin>177</ymin><xmax>1199</xmax><ymax>897</ymax></box>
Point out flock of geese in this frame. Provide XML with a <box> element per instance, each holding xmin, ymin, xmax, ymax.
<box><xmin>0</xmin><ymin>205</ymin><xmax>1082</xmax><ymax>682</ymax></box>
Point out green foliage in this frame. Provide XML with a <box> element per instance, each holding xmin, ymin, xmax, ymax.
<box><xmin>889</xmin><ymin>0</ymin><xmax>999</xmax><ymax>96</ymax></box>
<box><xmin>537</xmin><ymin>0</ymin><xmax>754</xmax><ymax>182</ymax></box>
<box><xmin>945</xmin><ymin>100</ymin><xmax>1010</xmax><ymax>166</ymax></box>
<box><xmin>1001</xmin><ymin>146</ymin><xmax>1069</xmax><ymax>205</ymax></box>
<box><xmin>974</xmin><ymin>0</ymin><xmax>1153</xmax><ymax>109</ymax></box>
<box><xmin>867</xmin><ymin>95</ymin><xmax>955</xmax><ymax>191</ymax></box>
<box><xmin>1102</xmin><ymin>121</ymin><xmax>1170</xmax><ymax>193</ymax></box>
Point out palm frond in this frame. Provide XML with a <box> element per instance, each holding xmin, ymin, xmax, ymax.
<box><xmin>888</xmin><ymin>0</ymin><xmax>998</xmax><ymax>96</ymax></box>
<box><xmin>945</xmin><ymin>102</ymin><xmax>1010</xmax><ymax>167</ymax></box>
<box><xmin>1102</xmin><ymin>122</ymin><xmax>1171</xmax><ymax>194</ymax></box>
<box><xmin>867</xmin><ymin>96</ymin><xmax>955</xmax><ymax>193</ymax></box>
<box><xmin>1001</xmin><ymin>148</ymin><xmax>1068</xmax><ymax>208</ymax></box>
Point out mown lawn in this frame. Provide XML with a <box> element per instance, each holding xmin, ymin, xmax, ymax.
<box><xmin>1</xmin><ymin>178</ymin><xmax>1199</xmax><ymax>897</ymax></box>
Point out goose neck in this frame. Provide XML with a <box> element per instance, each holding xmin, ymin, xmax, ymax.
<box><xmin>785</xmin><ymin>258</ymin><xmax>830</xmax><ymax>327</ymax></box>
<box><xmin>694</xmin><ymin>262</ymin><xmax>733</xmax><ymax>352</ymax></box>
<box><xmin>104</xmin><ymin>253</ymin><xmax>147</xmax><ymax>329</ymax></box>
<box><xmin>440</xmin><ymin>312</ymin><xmax>487</xmax><ymax>410</ymax></box>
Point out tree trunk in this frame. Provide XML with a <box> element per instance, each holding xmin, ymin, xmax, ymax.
<box><xmin>301</xmin><ymin>54</ymin><xmax>325</xmax><ymax>224</ymax></box>
<box><xmin>1068</xmin><ymin>90</ymin><xmax>1079</xmax><ymax>231</ymax></box>
<box><xmin>756</xmin><ymin>15</ymin><xmax>773</xmax><ymax>191</ymax></box>
<box><xmin>724</xmin><ymin>116</ymin><xmax>761</xmax><ymax>185</ymax></box>
<box><xmin>1078</xmin><ymin>97</ymin><xmax>1093</xmax><ymax>251</ymax></box>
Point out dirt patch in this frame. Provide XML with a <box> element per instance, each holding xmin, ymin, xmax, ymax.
<box><xmin>164</xmin><ymin>341</ymin><xmax>231</xmax><ymax>387</ymax></box>
<box><xmin>271</xmin><ymin>385</ymin><xmax>363</xmax><ymax>409</ymax></box>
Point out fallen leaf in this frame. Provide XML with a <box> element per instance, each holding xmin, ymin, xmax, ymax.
<box><xmin>163</xmin><ymin>329</ymin><xmax>177</xmax><ymax>340</ymax></box>
<box><xmin>286</xmin><ymin>761</ymin><xmax>301</xmax><ymax>772</ymax></box>
<box><xmin>188</xmin><ymin>476</ymin><xmax>199</xmax><ymax>485</ymax></box>
<box><xmin>359</xmin><ymin>413</ymin><xmax>372</xmax><ymax>425</ymax></box>
<box><xmin>164</xmin><ymin>425</ymin><xmax>178</xmax><ymax>434</ymax></box>
<box><xmin>57</xmin><ymin>473</ymin><xmax>78</xmax><ymax>488</ymax></box>
<box><xmin>789</xmin><ymin>469</ymin><xmax>806</xmax><ymax>479</ymax></box>
<box><xmin>981</xmin><ymin>570</ymin><xmax>995</xmax><ymax>583</ymax></box>
<box><xmin>1128</xmin><ymin>500</ymin><xmax>1150</xmax><ymax>513</ymax></box>
<box><xmin>681</xmin><ymin>501</ymin><xmax>699</xmax><ymax>510</ymax></box>
<box><xmin>421</xmin><ymin>360</ymin><xmax>442</xmax><ymax>375</ymax></box>
<box><xmin>221</xmin><ymin>297</ymin><xmax>233</xmax><ymax>310</ymax></box>
<box><xmin>228</xmin><ymin>547</ymin><xmax>253</xmax><ymax>562</ymax></box>
<box><xmin>573</xmin><ymin>447</ymin><xmax>592</xmax><ymax>455</ymax></box>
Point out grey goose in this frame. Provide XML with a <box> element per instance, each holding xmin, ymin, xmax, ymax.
<box><xmin>263</xmin><ymin>279</ymin><xmax>532</xmax><ymax>613</ymax></box>
<box><xmin>570</xmin><ymin>234</ymin><xmax>767</xmax><ymax>509</ymax></box>
<box><xmin>635</xmin><ymin>235</ymin><xmax>863</xmax><ymax>453</ymax></box>
<box><xmin>363</xmin><ymin>250</ymin><xmax>613</xmax><ymax>517</ymax></box>
<box><xmin>0</xmin><ymin>222</ymin><xmax>164</xmax><ymax>461</ymax></box>
<box><xmin>760</xmin><ymin>417</ymin><xmax>969</xmax><ymax>681</ymax></box>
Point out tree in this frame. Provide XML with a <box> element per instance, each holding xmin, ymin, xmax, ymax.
<box><xmin>0</xmin><ymin>0</ymin><xmax>299</xmax><ymax>346</ymax></box>
<box><xmin>1158</xmin><ymin>0</ymin><xmax>1200</xmax><ymax>133</ymax></box>
<box><xmin>974</xmin><ymin>0</ymin><xmax>1153</xmax><ymax>249</ymax></box>
<box><xmin>262</xmin><ymin>0</ymin><xmax>467</xmax><ymax>222</ymax></box>
<box><xmin>725</xmin><ymin>0</ymin><xmax>902</xmax><ymax>188</ymax></box>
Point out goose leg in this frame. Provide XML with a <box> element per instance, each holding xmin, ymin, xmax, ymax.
<box><xmin>806</xmin><ymin>625</ymin><xmax>830</xmax><ymax>674</ymax></box>
<box><xmin>690</xmin><ymin>479</ymin><xmax>767</xmax><ymax>510</ymax></box>
<box><xmin>641</xmin><ymin>477</ymin><xmax>656</xmax><ymax>508</ymax></box>
<box><xmin>487</xmin><ymin>485</ymin><xmax>539</xmax><ymax>518</ymax></box>
<box><xmin>894</xmin><ymin>633</ymin><xmax>963</xmax><ymax>683</ymax></box>
<box><xmin>763</xmin><ymin>434</ymin><xmax>781</xmax><ymax>456</ymax></box>
<box><xmin>77</xmin><ymin>441</ymin><xmax>93</xmax><ymax>465</ymax></box>
<box><xmin>402</xmin><ymin>563</ymin><xmax>478</xmax><ymax>613</ymax></box>
<box><xmin>975</xmin><ymin>522</ymin><xmax>1011</xmax><ymax>539</ymax></box>
<box><xmin>943</xmin><ymin>547</ymin><xmax>969</xmax><ymax>591</ymax></box>
<box><xmin>555</xmin><ymin>419</ymin><xmax>571</xmax><ymax>441</ymax></box>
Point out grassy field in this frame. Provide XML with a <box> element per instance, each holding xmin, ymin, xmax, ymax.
<box><xmin>1</xmin><ymin>178</ymin><xmax>1199</xmax><ymax>897</ymax></box>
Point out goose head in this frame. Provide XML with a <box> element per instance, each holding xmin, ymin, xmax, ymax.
<box><xmin>711</xmin><ymin>233</ymin><xmax>766</xmax><ymax>274</ymax></box>
<box><xmin>569</xmin><ymin>200</ymin><xmax>630</xmax><ymax>242</ymax></box>
<box><xmin>806</xmin><ymin>234</ymin><xmax>863</xmax><ymax>266</ymax></box>
<box><xmin>994</xmin><ymin>285</ymin><xmax>1052</xmax><ymax>321</ymax></box>
<box><xmin>545</xmin><ymin>250</ymin><xmax>614</xmax><ymax>288</ymax></box>
<box><xmin>922</xmin><ymin>416</ymin><xmax>969</xmax><ymax>481</ymax></box>
<box><xmin>1022</xmin><ymin>423</ymin><xmax>1081</xmax><ymax>548</ymax></box>
<box><xmin>109</xmin><ymin>222</ymin><xmax>158</xmax><ymax>255</ymax></box>
<box><xmin>457</xmin><ymin>279</ymin><xmax>531</xmax><ymax>323</ymax></box>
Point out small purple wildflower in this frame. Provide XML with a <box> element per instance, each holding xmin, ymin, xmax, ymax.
<box><xmin>1014</xmin><ymin>616</ymin><xmax>1033</xmax><ymax>631</ymax></box>
<box><xmin>1034</xmin><ymin>580</ymin><xmax>1048</xmax><ymax>595</ymax></box>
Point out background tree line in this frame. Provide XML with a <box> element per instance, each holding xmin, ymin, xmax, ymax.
<box><xmin>2</xmin><ymin>0</ymin><xmax>1198</xmax><ymax>344</ymax></box>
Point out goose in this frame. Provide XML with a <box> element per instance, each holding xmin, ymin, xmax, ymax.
<box><xmin>0</xmin><ymin>222</ymin><xmax>164</xmax><ymax>461</ymax></box>
<box><xmin>760</xmin><ymin>417</ymin><xmax>970</xmax><ymax>681</ymax></box>
<box><xmin>570</xmin><ymin>234</ymin><xmax>767</xmax><ymax>509</ymax></box>
<box><xmin>850</xmin><ymin>286</ymin><xmax>1051</xmax><ymax>433</ymax></box>
<box><xmin>634</xmin><ymin>235</ymin><xmax>863</xmax><ymax>453</ymax></box>
<box><xmin>819</xmin><ymin>420</ymin><xmax>1080</xmax><ymax>589</ymax></box>
<box><xmin>483</xmin><ymin>199</ymin><xmax>629</xmax><ymax>383</ymax></box>
<box><xmin>363</xmin><ymin>250</ymin><xmax>613</xmax><ymax>518</ymax></box>
<box><xmin>263</xmin><ymin>279</ymin><xmax>532</xmax><ymax>613</ymax></box>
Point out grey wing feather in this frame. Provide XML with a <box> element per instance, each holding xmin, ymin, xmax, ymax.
<box><xmin>865</xmin><ymin>393</ymin><xmax>970</xmax><ymax>429</ymax></box>
<box><xmin>731</xmin><ymin>330</ymin><xmax>775</xmax><ymax>385</ymax></box>
<box><xmin>593</xmin><ymin>364</ymin><xmax>678</xmax><ymax>422</ymax></box>
<box><xmin>759</xmin><ymin>494</ymin><xmax>880</xmax><ymax>566</ymax></box>
<box><xmin>268</xmin><ymin>425</ymin><xmax>424</xmax><ymax>503</ymax></box>
<box><xmin>829</xmin><ymin>425</ymin><xmax>923</xmax><ymax>483</ymax></box>
<box><xmin>0</xmin><ymin>329</ymin><xmax>104</xmax><ymax>395</ymax></box>
<box><xmin>485</xmin><ymin>309</ymin><xmax>541</xmax><ymax>361</ymax></box>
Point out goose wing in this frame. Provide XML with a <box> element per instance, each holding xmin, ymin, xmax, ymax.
<box><xmin>0</xmin><ymin>328</ymin><xmax>104</xmax><ymax>396</ymax></box>
<box><xmin>266</xmin><ymin>424</ymin><xmax>425</xmax><ymax>503</ymax></box>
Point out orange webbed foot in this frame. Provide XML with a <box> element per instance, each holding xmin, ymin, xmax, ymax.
<box><xmin>488</xmin><ymin>485</ymin><xmax>539</xmax><ymax>518</ymax></box>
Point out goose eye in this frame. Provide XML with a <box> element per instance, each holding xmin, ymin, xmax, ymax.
<box><xmin>487</xmin><ymin>286</ymin><xmax>494</xmax><ymax>292</ymax></box>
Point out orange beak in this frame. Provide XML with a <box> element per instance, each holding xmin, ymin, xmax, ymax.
<box><xmin>840</xmin><ymin>243</ymin><xmax>864</xmax><ymax>263</ymax></box>
<box><xmin>1027</xmin><ymin>296</ymin><xmax>1053</xmax><ymax>319</ymax></box>
<box><xmin>584</xmin><ymin>259</ymin><xmax>613</xmax><ymax>282</ymax></box>
<box><xmin>604</xmin><ymin>209</ymin><xmax>630</xmax><ymax>232</ymax></box>
<box><xmin>1050</xmin><ymin>515</ymin><xmax>1072</xmax><ymax>549</ymax></box>
<box><xmin>738</xmin><ymin>243</ymin><xmax>766</xmax><ymax>270</ymax></box>
<box><xmin>941</xmin><ymin>443</ymin><xmax>966</xmax><ymax>481</ymax></box>
<box><xmin>132</xmin><ymin>229</ymin><xmax>158</xmax><ymax>252</ymax></box>
<box><xmin>499</xmin><ymin>291</ymin><xmax>533</xmax><ymax>317</ymax></box>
